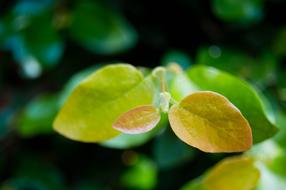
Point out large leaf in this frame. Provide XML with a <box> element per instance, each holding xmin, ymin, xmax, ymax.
<box><xmin>187</xmin><ymin>66</ymin><xmax>277</xmax><ymax>143</ymax></box>
<box><xmin>53</xmin><ymin>64</ymin><xmax>158</xmax><ymax>142</ymax></box>
<box><xmin>169</xmin><ymin>91</ymin><xmax>252</xmax><ymax>153</ymax></box>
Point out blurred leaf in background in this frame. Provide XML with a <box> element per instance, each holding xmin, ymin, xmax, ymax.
<box><xmin>16</xmin><ymin>94</ymin><xmax>59</xmax><ymax>138</ymax></box>
<box><xmin>212</xmin><ymin>0</ymin><xmax>263</xmax><ymax>24</ymax></box>
<box><xmin>153</xmin><ymin>128</ymin><xmax>196</xmax><ymax>170</ymax></box>
<box><xmin>121</xmin><ymin>155</ymin><xmax>157</xmax><ymax>190</ymax></box>
<box><xmin>1</xmin><ymin>153</ymin><xmax>65</xmax><ymax>190</ymax></box>
<box><xmin>0</xmin><ymin>0</ymin><xmax>63</xmax><ymax>78</ymax></box>
<box><xmin>69</xmin><ymin>0</ymin><xmax>137</xmax><ymax>55</ymax></box>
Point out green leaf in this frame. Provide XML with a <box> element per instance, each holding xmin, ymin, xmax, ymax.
<box><xmin>169</xmin><ymin>70</ymin><xmax>198</xmax><ymax>101</ymax></box>
<box><xmin>1</xmin><ymin>153</ymin><xmax>65</xmax><ymax>190</ymax></box>
<box><xmin>187</xmin><ymin>66</ymin><xmax>277</xmax><ymax>143</ymax></box>
<box><xmin>246</xmin><ymin>141</ymin><xmax>286</xmax><ymax>190</ymax></box>
<box><xmin>162</xmin><ymin>50</ymin><xmax>192</xmax><ymax>69</ymax></box>
<box><xmin>153</xmin><ymin>128</ymin><xmax>195</xmax><ymax>170</ymax></box>
<box><xmin>121</xmin><ymin>156</ymin><xmax>157</xmax><ymax>190</ymax></box>
<box><xmin>273</xmin><ymin>27</ymin><xmax>286</xmax><ymax>57</ymax></box>
<box><xmin>212</xmin><ymin>0</ymin><xmax>263</xmax><ymax>24</ymax></box>
<box><xmin>53</xmin><ymin>64</ymin><xmax>158</xmax><ymax>142</ymax></box>
<box><xmin>17</xmin><ymin>94</ymin><xmax>59</xmax><ymax>137</ymax></box>
<box><xmin>69</xmin><ymin>0</ymin><xmax>137</xmax><ymax>54</ymax></box>
<box><xmin>203</xmin><ymin>156</ymin><xmax>260</xmax><ymax>190</ymax></box>
<box><xmin>181</xmin><ymin>178</ymin><xmax>206</xmax><ymax>190</ymax></box>
<box><xmin>0</xmin><ymin>11</ymin><xmax>63</xmax><ymax>78</ymax></box>
<box><xmin>181</xmin><ymin>156</ymin><xmax>260</xmax><ymax>190</ymax></box>
<box><xmin>169</xmin><ymin>91</ymin><xmax>252</xmax><ymax>153</ymax></box>
<box><xmin>59</xmin><ymin>65</ymin><xmax>101</xmax><ymax>106</ymax></box>
<box><xmin>196</xmin><ymin>47</ymin><xmax>278</xmax><ymax>86</ymax></box>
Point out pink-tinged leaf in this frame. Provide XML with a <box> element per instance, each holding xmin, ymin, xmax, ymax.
<box><xmin>113</xmin><ymin>105</ymin><xmax>160</xmax><ymax>134</ymax></box>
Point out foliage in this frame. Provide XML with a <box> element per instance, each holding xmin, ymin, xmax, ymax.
<box><xmin>1</xmin><ymin>0</ymin><xmax>286</xmax><ymax>189</ymax></box>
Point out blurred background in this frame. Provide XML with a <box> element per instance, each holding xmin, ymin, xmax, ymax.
<box><xmin>1</xmin><ymin>0</ymin><xmax>286</xmax><ymax>189</ymax></box>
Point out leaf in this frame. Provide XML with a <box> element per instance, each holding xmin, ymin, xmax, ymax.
<box><xmin>273</xmin><ymin>27</ymin><xmax>286</xmax><ymax>57</ymax></box>
<box><xmin>1</xmin><ymin>153</ymin><xmax>65</xmax><ymax>190</ymax></box>
<box><xmin>59</xmin><ymin>65</ymin><xmax>101</xmax><ymax>106</ymax></box>
<box><xmin>69</xmin><ymin>0</ymin><xmax>137</xmax><ymax>55</ymax></box>
<box><xmin>101</xmin><ymin>113</ymin><xmax>168</xmax><ymax>149</ymax></box>
<box><xmin>187</xmin><ymin>66</ymin><xmax>278</xmax><ymax>143</ymax></box>
<box><xmin>17</xmin><ymin>94</ymin><xmax>59</xmax><ymax>137</ymax></box>
<box><xmin>121</xmin><ymin>156</ymin><xmax>157</xmax><ymax>190</ymax></box>
<box><xmin>212</xmin><ymin>0</ymin><xmax>263</xmax><ymax>24</ymax></box>
<box><xmin>0</xmin><ymin>11</ymin><xmax>63</xmax><ymax>78</ymax></box>
<box><xmin>53</xmin><ymin>64</ymin><xmax>158</xmax><ymax>142</ymax></box>
<box><xmin>246</xmin><ymin>141</ymin><xmax>286</xmax><ymax>190</ymax></box>
<box><xmin>202</xmin><ymin>156</ymin><xmax>260</xmax><ymax>190</ymax></box>
<box><xmin>168</xmin><ymin>91</ymin><xmax>252</xmax><ymax>153</ymax></box>
<box><xmin>169</xmin><ymin>71</ymin><xmax>198</xmax><ymax>101</ymax></box>
<box><xmin>196</xmin><ymin>47</ymin><xmax>278</xmax><ymax>86</ymax></box>
<box><xmin>162</xmin><ymin>50</ymin><xmax>192</xmax><ymax>69</ymax></box>
<box><xmin>113</xmin><ymin>105</ymin><xmax>160</xmax><ymax>134</ymax></box>
<box><xmin>153</xmin><ymin>127</ymin><xmax>195</xmax><ymax>170</ymax></box>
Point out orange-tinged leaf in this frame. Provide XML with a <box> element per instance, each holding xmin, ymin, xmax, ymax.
<box><xmin>203</xmin><ymin>156</ymin><xmax>260</xmax><ymax>190</ymax></box>
<box><xmin>168</xmin><ymin>91</ymin><xmax>252</xmax><ymax>153</ymax></box>
<box><xmin>113</xmin><ymin>105</ymin><xmax>160</xmax><ymax>134</ymax></box>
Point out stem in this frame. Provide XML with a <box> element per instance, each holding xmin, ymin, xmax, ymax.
<box><xmin>152</xmin><ymin>67</ymin><xmax>167</xmax><ymax>92</ymax></box>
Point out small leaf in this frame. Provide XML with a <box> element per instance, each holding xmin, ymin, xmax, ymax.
<box><xmin>187</xmin><ymin>66</ymin><xmax>278</xmax><ymax>143</ymax></box>
<box><xmin>203</xmin><ymin>156</ymin><xmax>260</xmax><ymax>190</ymax></box>
<box><xmin>168</xmin><ymin>91</ymin><xmax>252</xmax><ymax>153</ymax></box>
<box><xmin>113</xmin><ymin>105</ymin><xmax>160</xmax><ymax>134</ymax></box>
<box><xmin>101</xmin><ymin>113</ymin><xmax>168</xmax><ymax>149</ymax></box>
<box><xmin>53</xmin><ymin>64</ymin><xmax>158</xmax><ymax>142</ymax></box>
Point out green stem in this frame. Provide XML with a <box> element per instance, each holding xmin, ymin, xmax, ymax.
<box><xmin>152</xmin><ymin>67</ymin><xmax>167</xmax><ymax>92</ymax></box>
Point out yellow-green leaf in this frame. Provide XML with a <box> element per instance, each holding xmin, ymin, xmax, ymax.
<box><xmin>53</xmin><ymin>64</ymin><xmax>157</xmax><ymax>142</ymax></box>
<box><xmin>168</xmin><ymin>91</ymin><xmax>252</xmax><ymax>153</ymax></box>
<box><xmin>203</xmin><ymin>156</ymin><xmax>260</xmax><ymax>190</ymax></box>
<box><xmin>113</xmin><ymin>105</ymin><xmax>160</xmax><ymax>134</ymax></box>
<box><xmin>187</xmin><ymin>65</ymin><xmax>277</xmax><ymax>143</ymax></box>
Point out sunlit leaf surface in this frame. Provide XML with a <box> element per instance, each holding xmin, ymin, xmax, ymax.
<box><xmin>53</xmin><ymin>64</ymin><xmax>157</xmax><ymax>142</ymax></box>
<box><xmin>203</xmin><ymin>156</ymin><xmax>260</xmax><ymax>190</ymax></box>
<box><xmin>113</xmin><ymin>105</ymin><xmax>160</xmax><ymax>134</ymax></box>
<box><xmin>169</xmin><ymin>91</ymin><xmax>252</xmax><ymax>152</ymax></box>
<box><xmin>188</xmin><ymin>66</ymin><xmax>277</xmax><ymax>143</ymax></box>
